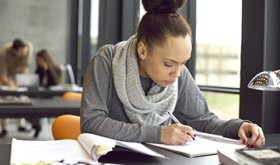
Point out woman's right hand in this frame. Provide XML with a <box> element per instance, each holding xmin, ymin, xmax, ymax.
<box><xmin>160</xmin><ymin>124</ymin><xmax>195</xmax><ymax>145</ymax></box>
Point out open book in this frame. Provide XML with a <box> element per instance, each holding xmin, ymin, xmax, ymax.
<box><xmin>10</xmin><ymin>133</ymin><xmax>166</xmax><ymax>164</ymax></box>
<box><xmin>148</xmin><ymin>132</ymin><xmax>246</xmax><ymax>158</ymax></box>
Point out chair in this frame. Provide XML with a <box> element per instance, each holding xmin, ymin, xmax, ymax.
<box><xmin>51</xmin><ymin>114</ymin><xmax>81</xmax><ymax>140</ymax></box>
<box><xmin>62</xmin><ymin>92</ymin><xmax>82</xmax><ymax>101</ymax></box>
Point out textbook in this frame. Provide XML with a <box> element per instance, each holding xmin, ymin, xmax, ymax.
<box><xmin>10</xmin><ymin>133</ymin><xmax>166</xmax><ymax>165</ymax></box>
<box><xmin>218</xmin><ymin>147</ymin><xmax>280</xmax><ymax>165</ymax></box>
<box><xmin>148</xmin><ymin>132</ymin><xmax>246</xmax><ymax>158</ymax></box>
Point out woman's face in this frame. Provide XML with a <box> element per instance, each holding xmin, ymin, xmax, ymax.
<box><xmin>138</xmin><ymin>35</ymin><xmax>192</xmax><ymax>87</ymax></box>
<box><xmin>37</xmin><ymin>56</ymin><xmax>47</xmax><ymax>69</ymax></box>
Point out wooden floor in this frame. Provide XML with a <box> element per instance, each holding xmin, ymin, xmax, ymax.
<box><xmin>0</xmin><ymin>118</ymin><xmax>54</xmax><ymax>144</ymax></box>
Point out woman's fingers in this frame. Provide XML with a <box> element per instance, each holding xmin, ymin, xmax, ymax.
<box><xmin>161</xmin><ymin>124</ymin><xmax>195</xmax><ymax>145</ymax></box>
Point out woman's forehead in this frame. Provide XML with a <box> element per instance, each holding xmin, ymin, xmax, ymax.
<box><xmin>150</xmin><ymin>35</ymin><xmax>192</xmax><ymax>62</ymax></box>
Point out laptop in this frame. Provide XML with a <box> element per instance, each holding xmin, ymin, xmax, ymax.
<box><xmin>15</xmin><ymin>73</ymin><xmax>39</xmax><ymax>87</ymax></box>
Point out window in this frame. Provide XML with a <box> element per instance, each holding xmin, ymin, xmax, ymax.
<box><xmin>196</xmin><ymin>0</ymin><xmax>242</xmax><ymax>88</ymax></box>
<box><xmin>202</xmin><ymin>91</ymin><xmax>239</xmax><ymax>120</ymax></box>
<box><xmin>90</xmin><ymin>0</ymin><xmax>99</xmax><ymax>58</ymax></box>
<box><xmin>139</xmin><ymin>2</ymin><xmax>145</xmax><ymax>20</ymax></box>
<box><xmin>196</xmin><ymin>0</ymin><xmax>242</xmax><ymax>119</ymax></box>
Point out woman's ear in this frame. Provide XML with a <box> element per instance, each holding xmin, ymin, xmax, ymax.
<box><xmin>137</xmin><ymin>42</ymin><xmax>147</xmax><ymax>60</ymax></box>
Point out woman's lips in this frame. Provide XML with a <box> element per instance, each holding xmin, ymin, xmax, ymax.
<box><xmin>165</xmin><ymin>80</ymin><xmax>175</xmax><ymax>85</ymax></box>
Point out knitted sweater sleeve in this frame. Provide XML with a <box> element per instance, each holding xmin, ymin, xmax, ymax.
<box><xmin>174</xmin><ymin>67</ymin><xmax>244</xmax><ymax>139</ymax></box>
<box><xmin>80</xmin><ymin>45</ymin><xmax>161</xmax><ymax>143</ymax></box>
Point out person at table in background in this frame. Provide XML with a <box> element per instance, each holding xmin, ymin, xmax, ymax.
<box><xmin>35</xmin><ymin>49</ymin><xmax>62</xmax><ymax>87</ymax></box>
<box><xmin>80</xmin><ymin>0</ymin><xmax>265</xmax><ymax>147</ymax></box>
<box><xmin>0</xmin><ymin>38</ymin><xmax>33</xmax><ymax>86</ymax></box>
<box><xmin>0</xmin><ymin>38</ymin><xmax>33</xmax><ymax>137</ymax></box>
<box><xmin>28</xmin><ymin>49</ymin><xmax>63</xmax><ymax>138</ymax></box>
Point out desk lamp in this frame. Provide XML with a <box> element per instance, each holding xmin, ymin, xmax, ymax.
<box><xmin>248</xmin><ymin>69</ymin><xmax>280</xmax><ymax>91</ymax></box>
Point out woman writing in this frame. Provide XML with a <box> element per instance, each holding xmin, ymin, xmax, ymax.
<box><xmin>81</xmin><ymin>0</ymin><xmax>265</xmax><ymax>147</ymax></box>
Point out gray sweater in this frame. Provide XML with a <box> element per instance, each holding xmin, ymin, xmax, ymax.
<box><xmin>80</xmin><ymin>44</ymin><xmax>244</xmax><ymax>143</ymax></box>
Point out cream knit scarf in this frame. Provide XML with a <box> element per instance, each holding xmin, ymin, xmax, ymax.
<box><xmin>112</xmin><ymin>35</ymin><xmax>178</xmax><ymax>125</ymax></box>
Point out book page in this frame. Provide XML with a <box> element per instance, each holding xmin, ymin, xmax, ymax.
<box><xmin>195</xmin><ymin>131</ymin><xmax>244</xmax><ymax>145</ymax></box>
<box><xmin>10</xmin><ymin>138</ymin><xmax>96</xmax><ymax>164</ymax></box>
<box><xmin>78</xmin><ymin>133</ymin><xmax>116</xmax><ymax>160</ymax></box>
<box><xmin>116</xmin><ymin>140</ymin><xmax>166</xmax><ymax>158</ymax></box>
<box><xmin>148</xmin><ymin>136</ymin><xmax>246</xmax><ymax>158</ymax></box>
<box><xmin>78</xmin><ymin>133</ymin><xmax>166</xmax><ymax>159</ymax></box>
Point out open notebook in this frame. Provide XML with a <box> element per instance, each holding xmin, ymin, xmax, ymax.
<box><xmin>148</xmin><ymin>132</ymin><xmax>246</xmax><ymax>158</ymax></box>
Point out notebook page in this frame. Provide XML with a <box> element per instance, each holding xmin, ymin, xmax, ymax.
<box><xmin>148</xmin><ymin>136</ymin><xmax>246</xmax><ymax>158</ymax></box>
<box><xmin>10</xmin><ymin>138</ymin><xmax>95</xmax><ymax>164</ymax></box>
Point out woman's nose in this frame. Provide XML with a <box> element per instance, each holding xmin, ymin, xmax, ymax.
<box><xmin>171</xmin><ymin>66</ymin><xmax>181</xmax><ymax>78</ymax></box>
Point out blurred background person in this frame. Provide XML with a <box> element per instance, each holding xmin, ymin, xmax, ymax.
<box><xmin>28</xmin><ymin>49</ymin><xmax>62</xmax><ymax>138</ymax></box>
<box><xmin>0</xmin><ymin>38</ymin><xmax>33</xmax><ymax>137</ymax></box>
<box><xmin>35</xmin><ymin>49</ymin><xmax>62</xmax><ymax>87</ymax></box>
<box><xmin>0</xmin><ymin>38</ymin><xmax>33</xmax><ymax>86</ymax></box>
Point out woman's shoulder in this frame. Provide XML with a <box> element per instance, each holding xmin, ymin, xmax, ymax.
<box><xmin>178</xmin><ymin>66</ymin><xmax>191</xmax><ymax>82</ymax></box>
<box><xmin>92</xmin><ymin>44</ymin><xmax>116</xmax><ymax>62</ymax></box>
<box><xmin>86</xmin><ymin>44</ymin><xmax>117</xmax><ymax>74</ymax></box>
<box><xmin>177</xmin><ymin>66</ymin><xmax>200</xmax><ymax>94</ymax></box>
<box><xmin>0</xmin><ymin>43</ymin><xmax>12</xmax><ymax>57</ymax></box>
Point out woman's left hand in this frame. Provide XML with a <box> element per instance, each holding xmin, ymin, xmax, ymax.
<box><xmin>238</xmin><ymin>122</ymin><xmax>265</xmax><ymax>147</ymax></box>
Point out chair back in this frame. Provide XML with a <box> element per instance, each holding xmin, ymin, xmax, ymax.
<box><xmin>62</xmin><ymin>92</ymin><xmax>82</xmax><ymax>101</ymax></box>
<box><xmin>52</xmin><ymin>114</ymin><xmax>81</xmax><ymax>140</ymax></box>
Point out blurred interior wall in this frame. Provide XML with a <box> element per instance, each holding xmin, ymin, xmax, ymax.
<box><xmin>0</xmin><ymin>0</ymin><xmax>70</xmax><ymax>71</ymax></box>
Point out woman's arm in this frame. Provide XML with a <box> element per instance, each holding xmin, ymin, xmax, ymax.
<box><xmin>80</xmin><ymin>46</ymin><xmax>161</xmax><ymax>143</ymax></box>
<box><xmin>174</xmin><ymin>67</ymin><xmax>243</xmax><ymax>139</ymax></box>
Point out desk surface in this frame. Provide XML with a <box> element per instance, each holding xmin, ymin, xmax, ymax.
<box><xmin>0</xmin><ymin>134</ymin><xmax>279</xmax><ymax>165</ymax></box>
<box><xmin>0</xmin><ymin>86</ymin><xmax>82</xmax><ymax>97</ymax></box>
<box><xmin>0</xmin><ymin>97</ymin><xmax>80</xmax><ymax>118</ymax></box>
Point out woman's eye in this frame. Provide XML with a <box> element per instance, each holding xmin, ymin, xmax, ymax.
<box><xmin>164</xmin><ymin>62</ymin><xmax>173</xmax><ymax>67</ymax></box>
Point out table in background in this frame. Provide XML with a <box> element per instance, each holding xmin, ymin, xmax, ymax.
<box><xmin>0</xmin><ymin>86</ymin><xmax>82</xmax><ymax>98</ymax></box>
<box><xmin>0</xmin><ymin>97</ymin><xmax>80</xmax><ymax>118</ymax></box>
<box><xmin>0</xmin><ymin>134</ymin><xmax>279</xmax><ymax>165</ymax></box>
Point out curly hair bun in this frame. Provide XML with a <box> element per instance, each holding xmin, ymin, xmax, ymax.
<box><xmin>142</xmin><ymin>0</ymin><xmax>186</xmax><ymax>13</ymax></box>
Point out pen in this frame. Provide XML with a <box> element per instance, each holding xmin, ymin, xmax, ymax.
<box><xmin>167</xmin><ymin>111</ymin><xmax>180</xmax><ymax>124</ymax></box>
<box><xmin>167</xmin><ymin>112</ymin><xmax>196</xmax><ymax>141</ymax></box>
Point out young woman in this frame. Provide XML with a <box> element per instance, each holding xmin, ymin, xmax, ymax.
<box><xmin>35</xmin><ymin>49</ymin><xmax>62</xmax><ymax>87</ymax></box>
<box><xmin>81</xmin><ymin>0</ymin><xmax>265</xmax><ymax>147</ymax></box>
